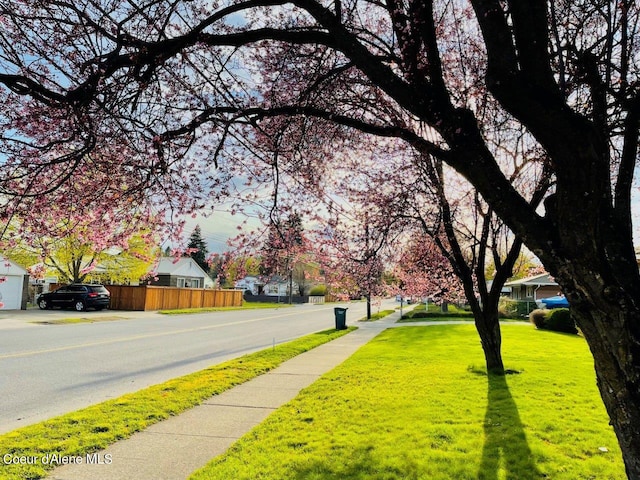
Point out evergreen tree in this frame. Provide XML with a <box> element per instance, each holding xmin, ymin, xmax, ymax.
<box><xmin>186</xmin><ymin>225</ymin><xmax>209</xmax><ymax>273</ymax></box>
<box><xmin>261</xmin><ymin>213</ymin><xmax>306</xmax><ymax>303</ymax></box>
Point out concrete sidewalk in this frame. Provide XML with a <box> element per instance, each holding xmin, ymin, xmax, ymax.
<box><xmin>47</xmin><ymin>313</ymin><xmax>400</xmax><ymax>480</ymax></box>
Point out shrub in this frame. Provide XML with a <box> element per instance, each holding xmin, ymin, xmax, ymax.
<box><xmin>309</xmin><ymin>285</ymin><xmax>327</xmax><ymax>296</ymax></box>
<box><xmin>530</xmin><ymin>308</ymin><xmax>578</xmax><ymax>334</ymax></box>
<box><xmin>545</xmin><ymin>308</ymin><xmax>578</xmax><ymax>334</ymax></box>
<box><xmin>529</xmin><ymin>309</ymin><xmax>547</xmax><ymax>329</ymax></box>
<box><xmin>499</xmin><ymin>297</ymin><xmax>520</xmax><ymax>318</ymax></box>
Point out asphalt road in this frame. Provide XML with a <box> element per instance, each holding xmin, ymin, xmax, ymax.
<box><xmin>0</xmin><ymin>300</ymin><xmax>393</xmax><ymax>434</ymax></box>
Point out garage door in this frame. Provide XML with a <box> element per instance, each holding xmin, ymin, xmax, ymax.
<box><xmin>0</xmin><ymin>276</ymin><xmax>24</xmax><ymax>310</ymax></box>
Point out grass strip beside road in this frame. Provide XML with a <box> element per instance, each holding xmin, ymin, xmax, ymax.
<box><xmin>359</xmin><ymin>309</ymin><xmax>396</xmax><ymax>321</ymax></box>
<box><xmin>30</xmin><ymin>316</ymin><xmax>131</xmax><ymax>325</ymax></box>
<box><xmin>159</xmin><ymin>301</ymin><xmax>294</xmax><ymax>315</ymax></box>
<box><xmin>191</xmin><ymin>324</ymin><xmax>625</xmax><ymax>480</ymax></box>
<box><xmin>0</xmin><ymin>327</ymin><xmax>355</xmax><ymax>480</ymax></box>
<box><xmin>27</xmin><ymin>302</ymin><xmax>292</xmax><ymax>325</ymax></box>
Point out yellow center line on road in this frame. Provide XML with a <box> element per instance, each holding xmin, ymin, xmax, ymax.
<box><xmin>0</xmin><ymin>306</ymin><xmax>339</xmax><ymax>360</ymax></box>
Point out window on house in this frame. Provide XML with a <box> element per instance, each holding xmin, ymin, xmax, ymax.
<box><xmin>526</xmin><ymin>286</ymin><xmax>534</xmax><ymax>298</ymax></box>
<box><xmin>177</xmin><ymin>278</ymin><xmax>186</xmax><ymax>288</ymax></box>
<box><xmin>268</xmin><ymin>285</ymin><xmax>279</xmax><ymax>294</ymax></box>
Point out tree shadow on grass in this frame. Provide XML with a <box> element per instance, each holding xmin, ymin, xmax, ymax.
<box><xmin>478</xmin><ymin>373</ymin><xmax>543</xmax><ymax>480</ymax></box>
<box><xmin>287</xmin><ymin>443</ymin><xmax>424</xmax><ymax>480</ymax></box>
<box><xmin>290</xmin><ymin>445</ymin><xmax>393</xmax><ymax>480</ymax></box>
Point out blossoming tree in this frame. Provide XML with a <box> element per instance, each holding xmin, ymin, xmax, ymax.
<box><xmin>1</xmin><ymin>1</ymin><xmax>639</xmax><ymax>474</ymax></box>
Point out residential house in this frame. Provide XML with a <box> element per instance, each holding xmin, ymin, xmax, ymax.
<box><xmin>504</xmin><ymin>273</ymin><xmax>561</xmax><ymax>302</ymax></box>
<box><xmin>147</xmin><ymin>257</ymin><xmax>214</xmax><ymax>289</ymax></box>
<box><xmin>235</xmin><ymin>275</ymin><xmax>298</xmax><ymax>297</ymax></box>
<box><xmin>0</xmin><ymin>258</ymin><xmax>30</xmax><ymax>310</ymax></box>
<box><xmin>235</xmin><ymin>276</ymin><xmax>264</xmax><ymax>295</ymax></box>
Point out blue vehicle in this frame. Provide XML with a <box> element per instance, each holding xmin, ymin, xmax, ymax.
<box><xmin>540</xmin><ymin>295</ymin><xmax>569</xmax><ymax>308</ymax></box>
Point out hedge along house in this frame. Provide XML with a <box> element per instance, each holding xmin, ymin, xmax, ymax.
<box><xmin>146</xmin><ymin>257</ymin><xmax>214</xmax><ymax>289</ymax></box>
<box><xmin>0</xmin><ymin>258</ymin><xmax>30</xmax><ymax>310</ymax></box>
<box><xmin>504</xmin><ymin>273</ymin><xmax>561</xmax><ymax>302</ymax></box>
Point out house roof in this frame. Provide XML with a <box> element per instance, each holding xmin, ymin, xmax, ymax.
<box><xmin>0</xmin><ymin>257</ymin><xmax>28</xmax><ymax>276</ymax></box>
<box><xmin>264</xmin><ymin>275</ymin><xmax>290</xmax><ymax>284</ymax></box>
<box><xmin>236</xmin><ymin>275</ymin><xmax>260</xmax><ymax>282</ymax></box>
<box><xmin>504</xmin><ymin>273</ymin><xmax>557</xmax><ymax>287</ymax></box>
<box><xmin>234</xmin><ymin>276</ymin><xmax>261</xmax><ymax>286</ymax></box>
<box><xmin>154</xmin><ymin>257</ymin><xmax>208</xmax><ymax>277</ymax></box>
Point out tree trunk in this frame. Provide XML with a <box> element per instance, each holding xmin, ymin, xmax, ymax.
<box><xmin>511</xmin><ymin>219</ymin><xmax>640</xmax><ymax>478</ymax></box>
<box><xmin>589</xmin><ymin>335</ymin><xmax>640</xmax><ymax>480</ymax></box>
<box><xmin>460</xmin><ymin>273</ymin><xmax>506</xmax><ymax>375</ymax></box>
<box><xmin>557</xmin><ymin>277</ymin><xmax>640</xmax><ymax>479</ymax></box>
<box><xmin>476</xmin><ymin>313</ymin><xmax>505</xmax><ymax>375</ymax></box>
<box><xmin>457</xmin><ymin>270</ymin><xmax>506</xmax><ymax>375</ymax></box>
<box><xmin>469</xmin><ymin>303</ymin><xmax>505</xmax><ymax>375</ymax></box>
<box><xmin>366</xmin><ymin>293</ymin><xmax>371</xmax><ymax>320</ymax></box>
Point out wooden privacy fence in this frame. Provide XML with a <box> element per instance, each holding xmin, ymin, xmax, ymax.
<box><xmin>106</xmin><ymin>285</ymin><xmax>242</xmax><ymax>311</ymax></box>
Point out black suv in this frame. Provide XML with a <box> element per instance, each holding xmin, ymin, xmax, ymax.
<box><xmin>37</xmin><ymin>284</ymin><xmax>111</xmax><ymax>311</ymax></box>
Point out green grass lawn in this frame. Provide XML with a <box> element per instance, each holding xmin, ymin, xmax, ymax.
<box><xmin>0</xmin><ymin>327</ymin><xmax>355</xmax><ymax>480</ymax></box>
<box><xmin>191</xmin><ymin>324</ymin><xmax>624</xmax><ymax>480</ymax></box>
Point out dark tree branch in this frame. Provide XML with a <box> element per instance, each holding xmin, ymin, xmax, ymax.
<box><xmin>614</xmin><ymin>94</ymin><xmax>640</xmax><ymax>236</ymax></box>
<box><xmin>508</xmin><ymin>1</ymin><xmax>559</xmax><ymax>95</ymax></box>
<box><xmin>0</xmin><ymin>73</ymin><xmax>67</xmax><ymax>105</ymax></box>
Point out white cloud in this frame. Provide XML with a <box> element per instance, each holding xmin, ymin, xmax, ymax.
<box><xmin>183</xmin><ymin>209</ymin><xmax>262</xmax><ymax>253</ymax></box>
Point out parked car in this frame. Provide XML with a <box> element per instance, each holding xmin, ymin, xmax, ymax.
<box><xmin>540</xmin><ymin>295</ymin><xmax>570</xmax><ymax>308</ymax></box>
<box><xmin>37</xmin><ymin>284</ymin><xmax>111</xmax><ymax>311</ymax></box>
<box><xmin>395</xmin><ymin>295</ymin><xmax>413</xmax><ymax>304</ymax></box>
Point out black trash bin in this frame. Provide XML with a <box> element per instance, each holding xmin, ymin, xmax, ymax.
<box><xmin>334</xmin><ymin>307</ymin><xmax>348</xmax><ymax>330</ymax></box>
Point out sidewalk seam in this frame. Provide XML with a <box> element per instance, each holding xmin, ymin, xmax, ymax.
<box><xmin>199</xmin><ymin>403</ymin><xmax>277</xmax><ymax>410</ymax></box>
<box><xmin>143</xmin><ymin>432</ymin><xmax>244</xmax><ymax>439</ymax></box>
